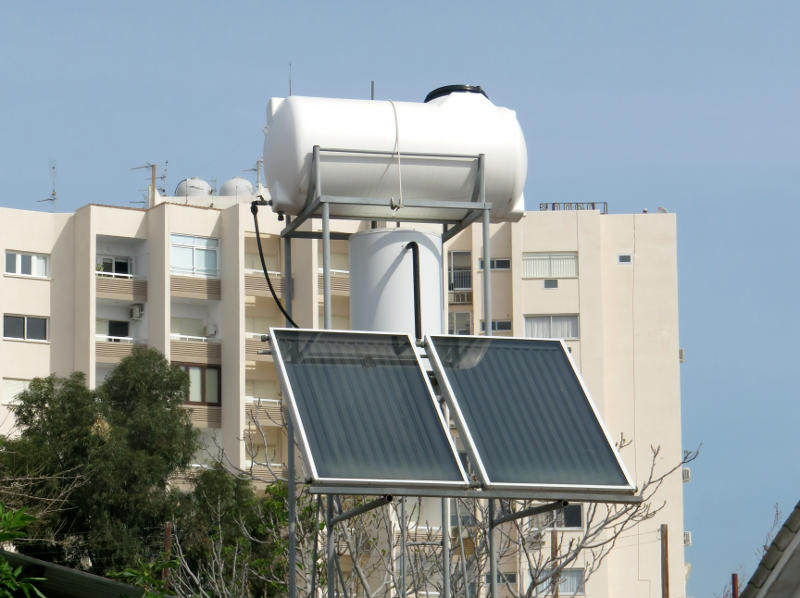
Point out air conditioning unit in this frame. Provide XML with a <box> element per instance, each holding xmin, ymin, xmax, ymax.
<box><xmin>130</xmin><ymin>304</ymin><xmax>144</xmax><ymax>320</ymax></box>
<box><xmin>682</xmin><ymin>467</ymin><xmax>692</xmax><ymax>484</ymax></box>
<box><xmin>683</xmin><ymin>531</ymin><xmax>692</xmax><ymax>546</ymax></box>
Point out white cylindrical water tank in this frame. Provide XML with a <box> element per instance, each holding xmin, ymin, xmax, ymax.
<box><xmin>175</xmin><ymin>177</ymin><xmax>212</xmax><ymax>197</ymax></box>
<box><xmin>349</xmin><ymin>229</ymin><xmax>443</xmax><ymax>336</ymax></box>
<box><xmin>218</xmin><ymin>177</ymin><xmax>254</xmax><ymax>197</ymax></box>
<box><xmin>263</xmin><ymin>86</ymin><xmax>527</xmax><ymax>222</ymax></box>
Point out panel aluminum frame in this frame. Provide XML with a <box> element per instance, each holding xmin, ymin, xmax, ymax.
<box><xmin>270</xmin><ymin>327</ymin><xmax>470</xmax><ymax>491</ymax></box>
<box><xmin>425</xmin><ymin>334</ymin><xmax>636</xmax><ymax>499</ymax></box>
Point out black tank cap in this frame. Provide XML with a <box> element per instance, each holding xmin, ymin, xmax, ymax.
<box><xmin>424</xmin><ymin>85</ymin><xmax>489</xmax><ymax>103</ymax></box>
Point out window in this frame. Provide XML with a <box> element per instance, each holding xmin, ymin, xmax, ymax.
<box><xmin>532</xmin><ymin>505</ymin><xmax>582</xmax><ymax>530</ymax></box>
<box><xmin>5</xmin><ymin>251</ymin><xmax>49</xmax><ymax>278</ymax></box>
<box><xmin>448</xmin><ymin>251</ymin><xmax>471</xmax><ymax>291</ymax></box>
<box><xmin>449</xmin><ymin>498</ymin><xmax>477</xmax><ymax>528</ymax></box>
<box><xmin>448</xmin><ymin>312</ymin><xmax>472</xmax><ymax>335</ymax></box>
<box><xmin>533</xmin><ymin>569</ymin><xmax>585</xmax><ymax>596</ymax></box>
<box><xmin>524</xmin><ymin>315</ymin><xmax>579</xmax><ymax>339</ymax></box>
<box><xmin>479</xmin><ymin>258</ymin><xmax>511</xmax><ymax>270</ymax></box>
<box><xmin>96</xmin><ymin>256</ymin><xmax>132</xmax><ymax>277</ymax></box>
<box><xmin>2</xmin><ymin>378</ymin><xmax>31</xmax><ymax>406</ymax></box>
<box><xmin>484</xmin><ymin>573</ymin><xmax>516</xmax><ymax>585</ymax></box>
<box><xmin>175</xmin><ymin>364</ymin><xmax>220</xmax><ymax>405</ymax></box>
<box><xmin>480</xmin><ymin>319</ymin><xmax>512</xmax><ymax>332</ymax></box>
<box><xmin>97</xmin><ymin>319</ymin><xmax>130</xmax><ymax>340</ymax></box>
<box><xmin>3</xmin><ymin>315</ymin><xmax>47</xmax><ymax>341</ymax></box>
<box><xmin>170</xmin><ymin>234</ymin><xmax>219</xmax><ymax>277</ymax></box>
<box><xmin>544</xmin><ymin>279</ymin><xmax>558</xmax><ymax>289</ymax></box>
<box><xmin>522</xmin><ymin>253</ymin><xmax>577</xmax><ymax>278</ymax></box>
<box><xmin>618</xmin><ymin>254</ymin><xmax>632</xmax><ymax>264</ymax></box>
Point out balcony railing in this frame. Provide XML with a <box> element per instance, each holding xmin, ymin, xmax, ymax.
<box><xmin>539</xmin><ymin>201</ymin><xmax>608</xmax><ymax>215</ymax></box>
<box><xmin>95</xmin><ymin>336</ymin><xmax>145</xmax><ymax>363</ymax></box>
<box><xmin>449</xmin><ymin>269</ymin><xmax>472</xmax><ymax>291</ymax></box>
<box><xmin>170</xmin><ymin>334</ymin><xmax>219</xmax><ymax>343</ymax></box>
<box><xmin>170</xmin><ymin>334</ymin><xmax>221</xmax><ymax>364</ymax></box>
<box><xmin>245</xmin><ymin>398</ymin><xmax>283</xmax><ymax>427</ymax></box>
<box><xmin>95</xmin><ymin>273</ymin><xmax>147</xmax><ymax>301</ymax></box>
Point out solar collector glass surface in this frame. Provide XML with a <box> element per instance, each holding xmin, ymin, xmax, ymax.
<box><xmin>272</xmin><ymin>329</ymin><xmax>466</xmax><ymax>485</ymax></box>
<box><xmin>428</xmin><ymin>336</ymin><xmax>630</xmax><ymax>488</ymax></box>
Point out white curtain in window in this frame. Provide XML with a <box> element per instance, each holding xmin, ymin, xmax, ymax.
<box><xmin>32</xmin><ymin>255</ymin><xmax>48</xmax><ymax>277</ymax></box>
<box><xmin>188</xmin><ymin>367</ymin><xmax>202</xmax><ymax>403</ymax></box>
<box><xmin>551</xmin><ymin>315</ymin><xmax>579</xmax><ymax>339</ymax></box>
<box><xmin>523</xmin><ymin>255</ymin><xmax>550</xmax><ymax>278</ymax></box>
<box><xmin>1</xmin><ymin>379</ymin><xmax>30</xmax><ymax>405</ymax></box>
<box><xmin>525</xmin><ymin>316</ymin><xmax>551</xmax><ymax>338</ymax></box>
<box><xmin>205</xmin><ymin>369</ymin><xmax>219</xmax><ymax>404</ymax></box>
<box><xmin>550</xmin><ymin>254</ymin><xmax>578</xmax><ymax>277</ymax></box>
<box><xmin>558</xmin><ymin>570</ymin><xmax>585</xmax><ymax>595</ymax></box>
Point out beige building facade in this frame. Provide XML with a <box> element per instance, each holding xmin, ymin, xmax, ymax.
<box><xmin>0</xmin><ymin>194</ymin><xmax>687</xmax><ymax>597</ymax></box>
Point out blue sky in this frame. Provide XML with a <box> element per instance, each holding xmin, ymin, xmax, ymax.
<box><xmin>2</xmin><ymin>2</ymin><xmax>799</xmax><ymax>595</ymax></box>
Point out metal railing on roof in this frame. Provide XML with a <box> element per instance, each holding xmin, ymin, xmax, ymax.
<box><xmin>539</xmin><ymin>201</ymin><xmax>608</xmax><ymax>214</ymax></box>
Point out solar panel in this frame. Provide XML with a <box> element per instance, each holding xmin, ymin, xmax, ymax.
<box><xmin>270</xmin><ymin>328</ymin><xmax>469</xmax><ymax>490</ymax></box>
<box><xmin>426</xmin><ymin>335</ymin><xmax>635</xmax><ymax>496</ymax></box>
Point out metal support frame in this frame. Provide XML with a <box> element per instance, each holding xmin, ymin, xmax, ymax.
<box><xmin>274</xmin><ymin>145</ymin><xmax>597</xmax><ymax>598</ymax></box>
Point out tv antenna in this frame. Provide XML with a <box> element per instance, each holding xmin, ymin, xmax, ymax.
<box><xmin>132</xmin><ymin>162</ymin><xmax>157</xmax><ymax>207</ymax></box>
<box><xmin>243</xmin><ymin>158</ymin><xmax>263</xmax><ymax>188</ymax></box>
<box><xmin>38</xmin><ymin>163</ymin><xmax>57</xmax><ymax>212</ymax></box>
<box><xmin>158</xmin><ymin>160</ymin><xmax>168</xmax><ymax>195</ymax></box>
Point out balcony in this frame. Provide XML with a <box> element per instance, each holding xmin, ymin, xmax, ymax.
<box><xmin>95</xmin><ymin>272</ymin><xmax>147</xmax><ymax>302</ymax></box>
<box><xmin>317</xmin><ymin>269</ymin><xmax>350</xmax><ymax>295</ymax></box>
<box><xmin>448</xmin><ymin>290</ymin><xmax>473</xmax><ymax>305</ymax></box>
<box><xmin>182</xmin><ymin>403</ymin><xmax>222</xmax><ymax>428</ymax></box>
<box><xmin>449</xmin><ymin>269</ymin><xmax>472</xmax><ymax>291</ymax></box>
<box><xmin>246</xmin><ymin>461</ymin><xmax>286</xmax><ymax>483</ymax></box>
<box><xmin>244</xmin><ymin>268</ymin><xmax>285</xmax><ymax>297</ymax></box>
<box><xmin>170</xmin><ymin>334</ymin><xmax>221</xmax><ymax>365</ymax></box>
<box><xmin>95</xmin><ymin>335</ymin><xmax>145</xmax><ymax>364</ymax></box>
<box><xmin>245</xmin><ymin>397</ymin><xmax>283</xmax><ymax>428</ymax></box>
<box><xmin>245</xmin><ymin>333</ymin><xmax>272</xmax><ymax>361</ymax></box>
<box><xmin>170</xmin><ymin>275</ymin><xmax>221</xmax><ymax>300</ymax></box>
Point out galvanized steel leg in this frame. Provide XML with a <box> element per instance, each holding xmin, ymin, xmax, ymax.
<box><xmin>327</xmin><ymin>496</ymin><xmax>335</xmax><ymax>598</ymax></box>
<box><xmin>285</xmin><ymin>218</ymin><xmax>296</xmax><ymax>598</ymax></box>
<box><xmin>400</xmin><ymin>497</ymin><xmax>406</xmax><ymax>598</ymax></box>
<box><xmin>322</xmin><ymin>201</ymin><xmax>332</xmax><ymax>330</ymax></box>
<box><xmin>442</xmin><ymin>497</ymin><xmax>450</xmax><ymax>598</ymax></box>
<box><xmin>489</xmin><ymin>499</ymin><xmax>497</xmax><ymax>598</ymax></box>
<box><xmin>481</xmin><ymin>155</ymin><xmax>495</xmax><ymax>598</ymax></box>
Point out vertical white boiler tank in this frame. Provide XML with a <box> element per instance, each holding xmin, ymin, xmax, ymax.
<box><xmin>349</xmin><ymin>229</ymin><xmax>443</xmax><ymax>336</ymax></box>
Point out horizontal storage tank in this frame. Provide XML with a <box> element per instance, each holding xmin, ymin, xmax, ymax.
<box><xmin>263</xmin><ymin>86</ymin><xmax>527</xmax><ymax>222</ymax></box>
<box><xmin>349</xmin><ymin>229</ymin><xmax>443</xmax><ymax>336</ymax></box>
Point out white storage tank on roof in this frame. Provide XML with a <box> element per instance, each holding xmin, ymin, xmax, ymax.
<box><xmin>219</xmin><ymin>177</ymin><xmax>254</xmax><ymax>197</ymax></box>
<box><xmin>175</xmin><ymin>177</ymin><xmax>212</xmax><ymax>197</ymax></box>
<box><xmin>263</xmin><ymin>85</ymin><xmax>527</xmax><ymax>222</ymax></box>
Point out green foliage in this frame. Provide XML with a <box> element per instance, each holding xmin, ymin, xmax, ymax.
<box><xmin>174</xmin><ymin>465</ymin><xmax>295</xmax><ymax>596</ymax></box>
<box><xmin>0</xmin><ymin>348</ymin><xmax>198</xmax><ymax>576</ymax></box>
<box><xmin>109</xmin><ymin>558</ymin><xmax>176</xmax><ymax>598</ymax></box>
<box><xmin>0</xmin><ymin>502</ymin><xmax>45</xmax><ymax>598</ymax></box>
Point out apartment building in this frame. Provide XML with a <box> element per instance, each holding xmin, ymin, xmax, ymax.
<box><xmin>0</xmin><ymin>193</ymin><xmax>686</xmax><ymax>597</ymax></box>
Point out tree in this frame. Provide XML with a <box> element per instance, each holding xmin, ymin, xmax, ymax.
<box><xmin>0</xmin><ymin>347</ymin><xmax>198</xmax><ymax>575</ymax></box>
<box><xmin>0</xmin><ymin>502</ymin><xmax>45</xmax><ymax>598</ymax></box>
<box><xmin>169</xmin><ymin>464</ymin><xmax>320</xmax><ymax>597</ymax></box>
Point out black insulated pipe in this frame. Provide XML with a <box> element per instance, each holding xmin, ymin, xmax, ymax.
<box><xmin>406</xmin><ymin>242</ymin><xmax>422</xmax><ymax>341</ymax></box>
